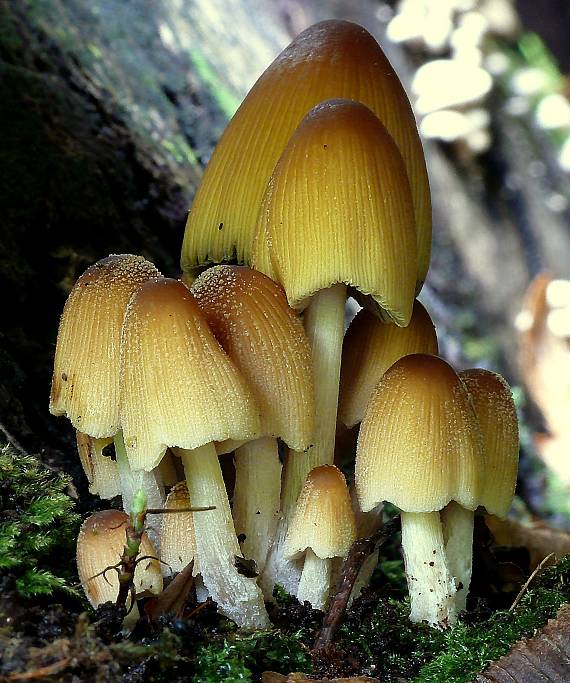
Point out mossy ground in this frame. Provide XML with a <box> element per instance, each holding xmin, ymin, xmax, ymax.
<box><xmin>2</xmin><ymin>447</ymin><xmax>569</xmax><ymax>682</ymax></box>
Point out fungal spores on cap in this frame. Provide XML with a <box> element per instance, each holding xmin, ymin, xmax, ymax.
<box><xmin>50</xmin><ymin>254</ymin><xmax>161</xmax><ymax>438</ymax></box>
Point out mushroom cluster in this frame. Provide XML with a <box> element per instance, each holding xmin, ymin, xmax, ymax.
<box><xmin>51</xmin><ymin>20</ymin><xmax>519</xmax><ymax>630</ymax></box>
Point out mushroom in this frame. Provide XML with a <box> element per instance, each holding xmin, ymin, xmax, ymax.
<box><xmin>356</xmin><ymin>354</ymin><xmax>482</xmax><ymax>627</ymax></box>
<box><xmin>50</xmin><ymin>254</ymin><xmax>165</xmax><ymax>516</ymax></box>
<box><xmin>441</xmin><ymin>368</ymin><xmax>519</xmax><ymax>612</ymax></box>
<box><xmin>181</xmin><ymin>19</ymin><xmax>431</xmax><ymax>293</ymax></box>
<box><xmin>76</xmin><ymin>432</ymin><xmax>120</xmax><ymax>500</ymax></box>
<box><xmin>252</xmin><ymin>100</ymin><xmax>417</xmax><ymax>559</ymax></box>
<box><xmin>338</xmin><ymin>300</ymin><xmax>439</xmax><ymax>430</ymax></box>
<box><xmin>77</xmin><ymin>509</ymin><xmax>162</xmax><ymax>626</ymax></box>
<box><xmin>120</xmin><ymin>277</ymin><xmax>269</xmax><ymax>629</ymax></box>
<box><xmin>283</xmin><ymin>465</ymin><xmax>356</xmax><ymax>610</ymax></box>
<box><xmin>191</xmin><ymin>265</ymin><xmax>314</xmax><ymax>581</ymax></box>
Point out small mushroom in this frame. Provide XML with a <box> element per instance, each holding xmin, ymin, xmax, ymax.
<box><xmin>283</xmin><ymin>465</ymin><xmax>356</xmax><ymax>610</ymax></box>
<box><xmin>77</xmin><ymin>509</ymin><xmax>162</xmax><ymax>626</ymax></box>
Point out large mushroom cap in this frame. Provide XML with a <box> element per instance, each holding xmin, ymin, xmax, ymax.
<box><xmin>283</xmin><ymin>465</ymin><xmax>356</xmax><ymax>560</ymax></box>
<box><xmin>120</xmin><ymin>277</ymin><xmax>261</xmax><ymax>471</ymax></box>
<box><xmin>181</xmin><ymin>19</ymin><xmax>431</xmax><ymax>290</ymax></box>
<box><xmin>356</xmin><ymin>354</ymin><xmax>482</xmax><ymax>513</ymax></box>
<box><xmin>339</xmin><ymin>301</ymin><xmax>438</xmax><ymax>428</ymax></box>
<box><xmin>459</xmin><ymin>369</ymin><xmax>519</xmax><ymax>518</ymax></box>
<box><xmin>191</xmin><ymin>265</ymin><xmax>314</xmax><ymax>451</ymax></box>
<box><xmin>50</xmin><ymin>254</ymin><xmax>161</xmax><ymax>438</ymax></box>
<box><xmin>77</xmin><ymin>509</ymin><xmax>162</xmax><ymax>608</ymax></box>
<box><xmin>253</xmin><ymin>99</ymin><xmax>417</xmax><ymax>325</ymax></box>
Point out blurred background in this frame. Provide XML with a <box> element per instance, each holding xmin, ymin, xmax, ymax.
<box><xmin>1</xmin><ymin>0</ymin><xmax>569</xmax><ymax>532</ymax></box>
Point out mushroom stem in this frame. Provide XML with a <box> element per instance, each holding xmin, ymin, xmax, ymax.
<box><xmin>297</xmin><ymin>548</ymin><xmax>332</xmax><ymax>611</ymax></box>
<box><xmin>259</xmin><ymin>511</ymin><xmax>304</xmax><ymax>600</ymax></box>
<box><xmin>232</xmin><ymin>437</ymin><xmax>282</xmax><ymax>574</ymax></box>
<box><xmin>280</xmin><ymin>283</ymin><xmax>347</xmax><ymax>514</ymax></box>
<box><xmin>400</xmin><ymin>511</ymin><xmax>457</xmax><ymax>628</ymax></box>
<box><xmin>179</xmin><ymin>443</ymin><xmax>270</xmax><ymax>629</ymax></box>
<box><xmin>113</xmin><ymin>430</ymin><xmax>164</xmax><ymax>545</ymax></box>
<box><xmin>441</xmin><ymin>501</ymin><xmax>474</xmax><ymax>614</ymax></box>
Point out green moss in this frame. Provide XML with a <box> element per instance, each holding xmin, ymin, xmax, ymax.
<box><xmin>0</xmin><ymin>445</ymin><xmax>80</xmax><ymax>597</ymax></box>
<box><xmin>194</xmin><ymin>630</ymin><xmax>311</xmax><ymax>682</ymax></box>
<box><xmin>413</xmin><ymin>557</ymin><xmax>570</xmax><ymax>682</ymax></box>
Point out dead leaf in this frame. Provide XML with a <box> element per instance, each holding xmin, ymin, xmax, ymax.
<box><xmin>474</xmin><ymin>603</ymin><xmax>570</xmax><ymax>682</ymax></box>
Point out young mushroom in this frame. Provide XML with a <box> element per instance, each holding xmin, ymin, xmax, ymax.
<box><xmin>191</xmin><ymin>265</ymin><xmax>314</xmax><ymax>580</ymax></box>
<box><xmin>120</xmin><ymin>277</ymin><xmax>269</xmax><ymax>629</ymax></box>
<box><xmin>441</xmin><ymin>368</ymin><xmax>519</xmax><ymax>612</ymax></box>
<box><xmin>77</xmin><ymin>509</ymin><xmax>162</xmax><ymax>627</ymax></box>
<box><xmin>50</xmin><ymin>254</ymin><xmax>165</xmax><ymax>518</ymax></box>
<box><xmin>181</xmin><ymin>19</ymin><xmax>431</xmax><ymax>291</ymax></box>
<box><xmin>283</xmin><ymin>465</ymin><xmax>356</xmax><ymax>610</ymax></box>
<box><xmin>356</xmin><ymin>354</ymin><xmax>482</xmax><ymax>627</ymax></box>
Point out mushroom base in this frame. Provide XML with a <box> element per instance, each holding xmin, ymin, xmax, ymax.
<box><xmin>441</xmin><ymin>501</ymin><xmax>474</xmax><ymax>614</ymax></box>
<box><xmin>296</xmin><ymin>548</ymin><xmax>331</xmax><ymax>611</ymax></box>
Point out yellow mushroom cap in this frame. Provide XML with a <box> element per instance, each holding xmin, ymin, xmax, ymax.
<box><xmin>181</xmin><ymin>19</ymin><xmax>431</xmax><ymax>290</ymax></box>
<box><xmin>120</xmin><ymin>278</ymin><xmax>261</xmax><ymax>471</ymax></box>
<box><xmin>160</xmin><ymin>482</ymin><xmax>197</xmax><ymax>575</ymax></box>
<box><xmin>356</xmin><ymin>354</ymin><xmax>482</xmax><ymax>513</ymax></box>
<box><xmin>191</xmin><ymin>265</ymin><xmax>314</xmax><ymax>450</ymax></box>
<box><xmin>50</xmin><ymin>254</ymin><xmax>161</xmax><ymax>437</ymax></box>
<box><xmin>339</xmin><ymin>301</ymin><xmax>438</xmax><ymax>428</ymax></box>
<box><xmin>253</xmin><ymin>99</ymin><xmax>417</xmax><ymax>325</ymax></box>
<box><xmin>76</xmin><ymin>509</ymin><xmax>162</xmax><ymax>607</ymax></box>
<box><xmin>459</xmin><ymin>369</ymin><xmax>519</xmax><ymax>518</ymax></box>
<box><xmin>283</xmin><ymin>465</ymin><xmax>357</xmax><ymax>560</ymax></box>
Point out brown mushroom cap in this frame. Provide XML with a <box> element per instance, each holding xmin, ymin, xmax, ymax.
<box><xmin>181</xmin><ymin>20</ymin><xmax>430</xmax><ymax>290</ymax></box>
<box><xmin>77</xmin><ymin>509</ymin><xmax>162</xmax><ymax>607</ymax></box>
<box><xmin>459</xmin><ymin>369</ymin><xmax>519</xmax><ymax>517</ymax></box>
<box><xmin>120</xmin><ymin>277</ymin><xmax>261</xmax><ymax>471</ymax></box>
<box><xmin>339</xmin><ymin>301</ymin><xmax>438</xmax><ymax>428</ymax></box>
<box><xmin>191</xmin><ymin>265</ymin><xmax>314</xmax><ymax>450</ymax></box>
<box><xmin>283</xmin><ymin>465</ymin><xmax>356</xmax><ymax>560</ymax></box>
<box><xmin>50</xmin><ymin>254</ymin><xmax>161</xmax><ymax>437</ymax></box>
<box><xmin>252</xmin><ymin>99</ymin><xmax>417</xmax><ymax>325</ymax></box>
<box><xmin>356</xmin><ymin>354</ymin><xmax>482</xmax><ymax>513</ymax></box>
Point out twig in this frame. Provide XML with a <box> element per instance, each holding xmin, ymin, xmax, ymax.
<box><xmin>313</xmin><ymin>515</ymin><xmax>401</xmax><ymax>651</ymax></box>
<box><xmin>509</xmin><ymin>552</ymin><xmax>555</xmax><ymax>612</ymax></box>
<box><xmin>6</xmin><ymin>658</ymin><xmax>71</xmax><ymax>680</ymax></box>
<box><xmin>116</xmin><ymin>490</ymin><xmax>148</xmax><ymax>610</ymax></box>
<box><xmin>146</xmin><ymin>506</ymin><xmax>215</xmax><ymax>514</ymax></box>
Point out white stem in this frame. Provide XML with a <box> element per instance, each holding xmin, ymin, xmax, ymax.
<box><xmin>441</xmin><ymin>502</ymin><xmax>474</xmax><ymax>614</ymax></box>
<box><xmin>114</xmin><ymin>430</ymin><xmax>164</xmax><ymax>546</ymax></box>
<box><xmin>179</xmin><ymin>443</ymin><xmax>270</xmax><ymax>629</ymax></box>
<box><xmin>401</xmin><ymin>511</ymin><xmax>457</xmax><ymax>628</ymax></box>
<box><xmin>232</xmin><ymin>437</ymin><xmax>282</xmax><ymax>574</ymax></box>
<box><xmin>279</xmin><ymin>284</ymin><xmax>346</xmax><ymax>515</ymax></box>
<box><xmin>297</xmin><ymin>549</ymin><xmax>331</xmax><ymax>611</ymax></box>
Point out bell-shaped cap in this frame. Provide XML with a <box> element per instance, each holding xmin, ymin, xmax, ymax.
<box><xmin>356</xmin><ymin>354</ymin><xmax>482</xmax><ymax>513</ymax></box>
<box><xmin>181</xmin><ymin>20</ymin><xmax>431</xmax><ymax>290</ymax></box>
<box><xmin>339</xmin><ymin>301</ymin><xmax>438</xmax><ymax>428</ymax></box>
<box><xmin>192</xmin><ymin>266</ymin><xmax>314</xmax><ymax>450</ymax></box>
<box><xmin>459</xmin><ymin>369</ymin><xmax>519</xmax><ymax>518</ymax></box>
<box><xmin>50</xmin><ymin>254</ymin><xmax>161</xmax><ymax>438</ymax></box>
<box><xmin>283</xmin><ymin>465</ymin><xmax>356</xmax><ymax>560</ymax></box>
<box><xmin>76</xmin><ymin>432</ymin><xmax>120</xmax><ymax>499</ymax></box>
<box><xmin>253</xmin><ymin>100</ymin><xmax>417</xmax><ymax>325</ymax></box>
<box><xmin>120</xmin><ymin>278</ymin><xmax>261</xmax><ymax>471</ymax></box>
<box><xmin>160</xmin><ymin>482</ymin><xmax>197</xmax><ymax>575</ymax></box>
<box><xmin>77</xmin><ymin>509</ymin><xmax>162</xmax><ymax>607</ymax></box>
